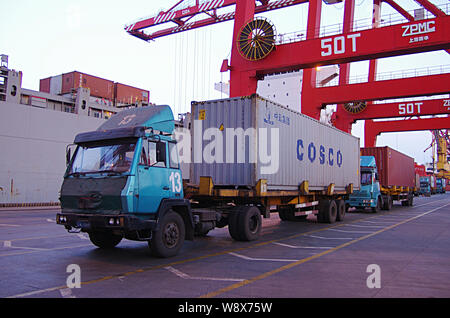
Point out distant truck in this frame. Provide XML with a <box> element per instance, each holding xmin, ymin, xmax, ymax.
<box><xmin>420</xmin><ymin>176</ymin><xmax>431</xmax><ymax>197</ymax></box>
<box><xmin>436</xmin><ymin>178</ymin><xmax>446</xmax><ymax>194</ymax></box>
<box><xmin>346</xmin><ymin>147</ymin><xmax>415</xmax><ymax>211</ymax></box>
<box><xmin>56</xmin><ymin>95</ymin><xmax>360</xmax><ymax>257</ymax></box>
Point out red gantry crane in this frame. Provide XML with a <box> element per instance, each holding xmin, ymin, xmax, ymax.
<box><xmin>125</xmin><ymin>0</ymin><xmax>450</xmax><ymax>143</ymax></box>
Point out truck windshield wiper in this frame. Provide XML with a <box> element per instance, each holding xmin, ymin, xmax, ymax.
<box><xmin>66</xmin><ymin>172</ymin><xmax>86</xmax><ymax>177</ymax></box>
<box><xmin>97</xmin><ymin>169</ymin><xmax>125</xmax><ymax>175</ymax></box>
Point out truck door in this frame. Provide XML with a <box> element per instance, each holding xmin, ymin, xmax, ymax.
<box><xmin>136</xmin><ymin>139</ymin><xmax>171</xmax><ymax>213</ymax></box>
<box><xmin>167</xmin><ymin>141</ymin><xmax>183</xmax><ymax>199</ymax></box>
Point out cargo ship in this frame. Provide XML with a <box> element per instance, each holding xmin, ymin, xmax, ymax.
<box><xmin>0</xmin><ymin>55</ymin><xmax>152</xmax><ymax>206</ymax></box>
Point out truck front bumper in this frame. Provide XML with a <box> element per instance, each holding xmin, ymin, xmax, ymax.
<box><xmin>56</xmin><ymin>213</ymin><xmax>157</xmax><ymax>232</ymax></box>
<box><xmin>347</xmin><ymin>199</ymin><xmax>375</xmax><ymax>208</ymax></box>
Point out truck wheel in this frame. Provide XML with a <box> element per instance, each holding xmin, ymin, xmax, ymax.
<box><xmin>372</xmin><ymin>197</ymin><xmax>381</xmax><ymax>213</ymax></box>
<box><xmin>228</xmin><ymin>206</ymin><xmax>262</xmax><ymax>241</ymax></box>
<box><xmin>88</xmin><ymin>231</ymin><xmax>122</xmax><ymax>249</ymax></box>
<box><xmin>278</xmin><ymin>207</ymin><xmax>289</xmax><ymax>221</ymax></box>
<box><xmin>336</xmin><ymin>200</ymin><xmax>346</xmax><ymax>222</ymax></box>
<box><xmin>150</xmin><ymin>210</ymin><xmax>185</xmax><ymax>258</ymax></box>
<box><xmin>318</xmin><ymin>200</ymin><xmax>337</xmax><ymax>223</ymax></box>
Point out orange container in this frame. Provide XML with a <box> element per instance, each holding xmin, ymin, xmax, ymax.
<box><xmin>114</xmin><ymin>82</ymin><xmax>149</xmax><ymax>105</ymax></box>
<box><xmin>61</xmin><ymin>71</ymin><xmax>114</xmax><ymax>100</ymax></box>
<box><xmin>39</xmin><ymin>77</ymin><xmax>51</xmax><ymax>93</ymax></box>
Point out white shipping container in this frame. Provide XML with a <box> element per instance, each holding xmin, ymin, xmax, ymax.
<box><xmin>190</xmin><ymin>95</ymin><xmax>360</xmax><ymax>192</ymax></box>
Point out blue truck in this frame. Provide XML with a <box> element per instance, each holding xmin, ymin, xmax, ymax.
<box><xmin>56</xmin><ymin>99</ymin><xmax>360</xmax><ymax>257</ymax></box>
<box><xmin>346</xmin><ymin>147</ymin><xmax>415</xmax><ymax>212</ymax></box>
<box><xmin>436</xmin><ymin>178</ymin><xmax>446</xmax><ymax>194</ymax></box>
<box><xmin>346</xmin><ymin>156</ymin><xmax>383</xmax><ymax>212</ymax></box>
<box><xmin>420</xmin><ymin>176</ymin><xmax>431</xmax><ymax>197</ymax></box>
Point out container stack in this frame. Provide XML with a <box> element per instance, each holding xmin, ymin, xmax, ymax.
<box><xmin>39</xmin><ymin>71</ymin><xmax>149</xmax><ymax>107</ymax></box>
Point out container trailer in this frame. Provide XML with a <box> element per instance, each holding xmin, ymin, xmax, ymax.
<box><xmin>346</xmin><ymin>146</ymin><xmax>415</xmax><ymax>211</ymax></box>
<box><xmin>56</xmin><ymin>95</ymin><xmax>360</xmax><ymax>257</ymax></box>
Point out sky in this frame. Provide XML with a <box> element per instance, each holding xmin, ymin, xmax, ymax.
<box><xmin>1</xmin><ymin>0</ymin><xmax>449</xmax><ymax>166</ymax></box>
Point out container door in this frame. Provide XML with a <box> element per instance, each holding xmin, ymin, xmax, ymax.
<box><xmin>136</xmin><ymin>140</ymin><xmax>171</xmax><ymax>214</ymax></box>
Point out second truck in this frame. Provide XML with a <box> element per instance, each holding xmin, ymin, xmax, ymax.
<box><xmin>346</xmin><ymin>146</ymin><xmax>415</xmax><ymax>211</ymax></box>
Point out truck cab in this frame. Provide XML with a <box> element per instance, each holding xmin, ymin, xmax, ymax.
<box><xmin>346</xmin><ymin>156</ymin><xmax>382</xmax><ymax>212</ymax></box>
<box><xmin>57</xmin><ymin>106</ymin><xmax>194</xmax><ymax>257</ymax></box>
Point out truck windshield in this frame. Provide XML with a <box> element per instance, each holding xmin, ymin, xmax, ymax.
<box><xmin>68</xmin><ymin>140</ymin><xmax>137</xmax><ymax>175</ymax></box>
<box><xmin>361</xmin><ymin>171</ymin><xmax>372</xmax><ymax>186</ymax></box>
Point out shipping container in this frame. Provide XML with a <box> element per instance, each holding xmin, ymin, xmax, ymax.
<box><xmin>114</xmin><ymin>82</ymin><xmax>149</xmax><ymax>105</ymax></box>
<box><xmin>190</xmin><ymin>95</ymin><xmax>360</xmax><ymax>192</ymax></box>
<box><xmin>39</xmin><ymin>77</ymin><xmax>51</xmax><ymax>93</ymax></box>
<box><xmin>61</xmin><ymin>71</ymin><xmax>114</xmax><ymax>100</ymax></box>
<box><xmin>360</xmin><ymin>147</ymin><xmax>415</xmax><ymax>188</ymax></box>
<box><xmin>414</xmin><ymin>163</ymin><xmax>426</xmax><ymax>176</ymax></box>
<box><xmin>414</xmin><ymin>163</ymin><xmax>427</xmax><ymax>195</ymax></box>
<box><xmin>430</xmin><ymin>175</ymin><xmax>436</xmax><ymax>188</ymax></box>
<box><xmin>50</xmin><ymin>74</ymin><xmax>63</xmax><ymax>95</ymax></box>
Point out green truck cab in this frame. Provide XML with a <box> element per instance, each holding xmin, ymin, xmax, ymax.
<box><xmin>57</xmin><ymin>106</ymin><xmax>194</xmax><ymax>257</ymax></box>
<box><xmin>346</xmin><ymin>156</ymin><xmax>383</xmax><ymax>212</ymax></box>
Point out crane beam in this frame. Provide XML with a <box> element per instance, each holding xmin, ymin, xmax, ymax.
<box><xmin>364</xmin><ymin>116</ymin><xmax>450</xmax><ymax>147</ymax></box>
<box><xmin>316</xmin><ymin>73</ymin><xmax>450</xmax><ymax>106</ymax></box>
<box><xmin>125</xmin><ymin>0</ymin><xmax>309</xmax><ymax>41</ymax></box>
<box><xmin>236</xmin><ymin>15</ymin><xmax>449</xmax><ymax>76</ymax></box>
<box><xmin>333</xmin><ymin>98</ymin><xmax>450</xmax><ymax>126</ymax></box>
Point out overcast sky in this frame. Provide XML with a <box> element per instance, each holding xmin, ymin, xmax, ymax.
<box><xmin>1</xmin><ymin>0</ymin><xmax>449</xmax><ymax>166</ymax></box>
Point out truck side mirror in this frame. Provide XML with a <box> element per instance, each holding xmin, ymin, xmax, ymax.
<box><xmin>66</xmin><ymin>144</ymin><xmax>76</xmax><ymax>165</ymax></box>
<box><xmin>66</xmin><ymin>149</ymin><xmax>71</xmax><ymax>165</ymax></box>
<box><xmin>156</xmin><ymin>141</ymin><xmax>166</xmax><ymax>164</ymax></box>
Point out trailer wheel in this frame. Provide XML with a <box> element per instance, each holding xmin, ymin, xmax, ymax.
<box><xmin>150</xmin><ymin>210</ymin><xmax>185</xmax><ymax>258</ymax></box>
<box><xmin>388</xmin><ymin>196</ymin><xmax>393</xmax><ymax>210</ymax></box>
<box><xmin>228</xmin><ymin>206</ymin><xmax>262</xmax><ymax>241</ymax></box>
<box><xmin>278</xmin><ymin>207</ymin><xmax>289</xmax><ymax>221</ymax></box>
<box><xmin>382</xmin><ymin>195</ymin><xmax>392</xmax><ymax>210</ymax></box>
<box><xmin>318</xmin><ymin>200</ymin><xmax>337</xmax><ymax>223</ymax></box>
<box><xmin>88</xmin><ymin>231</ymin><xmax>122</xmax><ymax>249</ymax></box>
<box><xmin>336</xmin><ymin>200</ymin><xmax>346</xmax><ymax>222</ymax></box>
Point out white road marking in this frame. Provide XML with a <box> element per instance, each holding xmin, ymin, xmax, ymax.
<box><xmin>3</xmin><ymin>240</ymin><xmax>48</xmax><ymax>251</ymax></box>
<box><xmin>228</xmin><ymin>252</ymin><xmax>299</xmax><ymax>262</ymax></box>
<box><xmin>304</xmin><ymin>234</ymin><xmax>353</xmax><ymax>240</ymax></box>
<box><xmin>165</xmin><ymin>266</ymin><xmax>244</xmax><ymax>282</ymax></box>
<box><xmin>358</xmin><ymin>220</ymin><xmax>397</xmax><ymax>224</ymax></box>
<box><xmin>0</xmin><ymin>244</ymin><xmax>92</xmax><ymax>257</ymax></box>
<box><xmin>0</xmin><ymin>223</ymin><xmax>20</xmax><ymax>227</ymax></box>
<box><xmin>344</xmin><ymin>224</ymin><xmax>385</xmax><ymax>228</ymax></box>
<box><xmin>328</xmin><ymin>229</ymin><xmax>373</xmax><ymax>234</ymax></box>
<box><xmin>272</xmin><ymin>242</ymin><xmax>333</xmax><ymax>249</ymax></box>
